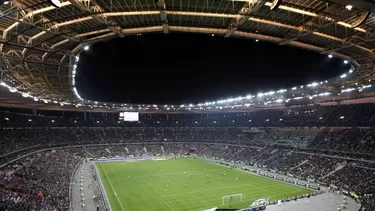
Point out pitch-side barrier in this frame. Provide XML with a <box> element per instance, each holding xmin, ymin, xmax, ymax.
<box><xmin>238</xmin><ymin>206</ymin><xmax>266</xmax><ymax>211</ymax></box>
<box><xmin>96</xmin><ymin>156</ymin><xmax>154</xmax><ymax>162</ymax></box>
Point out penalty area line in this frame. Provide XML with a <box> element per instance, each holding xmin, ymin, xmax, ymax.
<box><xmin>160</xmin><ymin>196</ymin><xmax>176</xmax><ymax>211</ymax></box>
<box><xmin>100</xmin><ymin>163</ymin><xmax>126</xmax><ymax>211</ymax></box>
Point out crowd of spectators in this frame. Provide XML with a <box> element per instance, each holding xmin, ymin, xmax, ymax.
<box><xmin>0</xmin><ymin>142</ymin><xmax>373</xmax><ymax>210</ymax></box>
<box><xmin>0</xmin><ymin>104</ymin><xmax>375</xmax><ymax>210</ymax></box>
<box><xmin>0</xmin><ymin>126</ymin><xmax>373</xmax><ymax>164</ymax></box>
<box><xmin>2</xmin><ymin>103</ymin><xmax>375</xmax><ymax>128</ymax></box>
<box><xmin>0</xmin><ymin>149</ymin><xmax>80</xmax><ymax>210</ymax></box>
<box><xmin>258</xmin><ymin>151</ymin><xmax>375</xmax><ymax>211</ymax></box>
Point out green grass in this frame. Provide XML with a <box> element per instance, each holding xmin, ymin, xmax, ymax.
<box><xmin>96</xmin><ymin>158</ymin><xmax>312</xmax><ymax>211</ymax></box>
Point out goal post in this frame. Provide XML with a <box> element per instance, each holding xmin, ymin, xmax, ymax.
<box><xmin>222</xmin><ymin>193</ymin><xmax>243</xmax><ymax>205</ymax></box>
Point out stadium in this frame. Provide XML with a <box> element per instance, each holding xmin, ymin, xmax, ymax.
<box><xmin>0</xmin><ymin>0</ymin><xmax>375</xmax><ymax>211</ymax></box>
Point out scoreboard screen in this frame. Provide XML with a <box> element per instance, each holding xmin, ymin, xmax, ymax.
<box><xmin>119</xmin><ymin>112</ymin><xmax>139</xmax><ymax>121</ymax></box>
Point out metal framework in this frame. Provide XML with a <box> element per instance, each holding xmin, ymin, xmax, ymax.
<box><xmin>1</xmin><ymin>0</ymin><xmax>375</xmax><ymax>103</ymax></box>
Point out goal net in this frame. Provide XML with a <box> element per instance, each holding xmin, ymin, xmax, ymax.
<box><xmin>222</xmin><ymin>193</ymin><xmax>243</xmax><ymax>205</ymax></box>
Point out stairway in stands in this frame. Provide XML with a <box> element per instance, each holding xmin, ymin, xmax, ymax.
<box><xmin>291</xmin><ymin>159</ymin><xmax>309</xmax><ymax>170</ymax></box>
<box><xmin>320</xmin><ymin>163</ymin><xmax>347</xmax><ymax>180</ymax></box>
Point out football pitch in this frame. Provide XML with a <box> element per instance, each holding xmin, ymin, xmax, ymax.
<box><xmin>96</xmin><ymin>158</ymin><xmax>313</xmax><ymax>211</ymax></box>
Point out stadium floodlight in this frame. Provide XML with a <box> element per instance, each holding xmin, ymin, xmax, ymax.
<box><xmin>270</xmin><ymin>0</ymin><xmax>283</xmax><ymax>10</ymax></box>
<box><xmin>83</xmin><ymin>45</ymin><xmax>90</xmax><ymax>51</ymax></box>
<box><xmin>21</xmin><ymin>93</ymin><xmax>30</xmax><ymax>98</ymax></box>
<box><xmin>345</xmin><ymin>5</ymin><xmax>353</xmax><ymax>10</ymax></box>
<box><xmin>222</xmin><ymin>193</ymin><xmax>243</xmax><ymax>205</ymax></box>
<box><xmin>328</xmin><ymin>54</ymin><xmax>333</xmax><ymax>58</ymax></box>
<box><xmin>48</xmin><ymin>0</ymin><xmax>61</xmax><ymax>8</ymax></box>
<box><xmin>9</xmin><ymin>87</ymin><xmax>17</xmax><ymax>92</ymax></box>
<box><xmin>255</xmin><ymin>39</ymin><xmax>259</xmax><ymax>42</ymax></box>
<box><xmin>344</xmin><ymin>60</ymin><xmax>348</xmax><ymax>64</ymax></box>
<box><xmin>3</xmin><ymin>1</ymin><xmax>9</xmax><ymax>5</ymax></box>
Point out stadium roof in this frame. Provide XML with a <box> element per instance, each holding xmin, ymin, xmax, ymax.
<box><xmin>1</xmin><ymin>0</ymin><xmax>375</xmax><ymax>111</ymax></box>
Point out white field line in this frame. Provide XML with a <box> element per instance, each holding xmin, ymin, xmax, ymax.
<box><xmin>100</xmin><ymin>163</ymin><xmax>126</xmax><ymax>211</ymax></box>
<box><xmin>190</xmin><ymin>180</ymin><xmax>276</xmax><ymax>194</ymax></box>
<box><xmin>163</xmin><ymin>183</ymin><xmax>303</xmax><ymax>210</ymax></box>
<box><xmin>202</xmin><ymin>187</ymin><xmax>304</xmax><ymax>205</ymax></box>
<box><xmin>109</xmin><ymin>168</ymin><xmax>223</xmax><ymax>181</ymax></box>
<box><xmin>160</xmin><ymin>197</ymin><xmax>176</xmax><ymax>211</ymax></box>
<box><xmin>95</xmin><ymin>163</ymin><xmax>112</xmax><ymax>211</ymax></box>
<box><xmin>162</xmin><ymin>183</ymin><xmax>251</xmax><ymax>198</ymax></box>
<box><xmin>149</xmin><ymin>168</ymin><xmax>217</xmax><ymax>211</ymax></box>
<box><xmin>199</xmin><ymin>200</ymin><xmax>210</xmax><ymax>207</ymax></box>
<box><xmin>184</xmin><ymin>188</ymin><xmax>304</xmax><ymax>211</ymax></box>
<box><xmin>134</xmin><ymin>174</ymin><xmax>178</xmax><ymax>211</ymax></box>
<box><xmin>113</xmin><ymin>178</ymin><xmax>303</xmax><ymax>211</ymax></box>
<box><xmin>162</xmin><ymin>181</ymin><xmax>294</xmax><ymax>198</ymax></box>
<box><xmin>103</xmin><ymin>159</ymin><xmax>310</xmax><ymax>211</ymax></box>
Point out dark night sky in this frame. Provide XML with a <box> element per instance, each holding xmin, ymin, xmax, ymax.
<box><xmin>75</xmin><ymin>33</ymin><xmax>349</xmax><ymax>104</ymax></box>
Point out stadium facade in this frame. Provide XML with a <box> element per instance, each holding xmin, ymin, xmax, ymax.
<box><xmin>1</xmin><ymin>0</ymin><xmax>375</xmax><ymax>112</ymax></box>
<box><xmin>0</xmin><ymin>103</ymin><xmax>374</xmax><ymax>211</ymax></box>
<box><xmin>1</xmin><ymin>0</ymin><xmax>375</xmax><ymax>211</ymax></box>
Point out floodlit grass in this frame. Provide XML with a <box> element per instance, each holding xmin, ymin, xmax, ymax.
<box><xmin>96</xmin><ymin>158</ymin><xmax>312</xmax><ymax>211</ymax></box>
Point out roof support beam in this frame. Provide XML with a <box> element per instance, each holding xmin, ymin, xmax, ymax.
<box><xmin>327</xmin><ymin>0</ymin><xmax>375</xmax><ymax>13</ymax></box>
<box><xmin>6</xmin><ymin>56</ymin><xmax>69</xmax><ymax>66</ymax></box>
<box><xmin>1</xmin><ymin>1</ymin><xmax>71</xmax><ymax>48</ymax></box>
<box><xmin>279</xmin><ymin>22</ymin><xmax>335</xmax><ymax>45</ymax></box>
<box><xmin>225</xmin><ymin>0</ymin><xmax>266</xmax><ymax>38</ymax></box>
<box><xmin>2</xmin><ymin>0</ymin><xmax>80</xmax><ymax>92</ymax></box>
<box><xmin>71</xmin><ymin>26</ymin><xmax>164</xmax><ymax>54</ymax></box>
<box><xmin>74</xmin><ymin>29</ymin><xmax>112</xmax><ymax>38</ymax></box>
<box><xmin>0</xmin><ymin>41</ymin><xmax>66</xmax><ymax>55</ymax></box>
<box><xmin>263</xmin><ymin>2</ymin><xmax>366</xmax><ymax>33</ymax></box>
<box><xmin>94</xmin><ymin>10</ymin><xmax>372</xmax><ymax>55</ymax></box>
<box><xmin>68</xmin><ymin>0</ymin><xmax>123</xmax><ymax>37</ymax></box>
<box><xmin>1</xmin><ymin>0</ymin><xmax>374</xmax><ymax>100</ymax></box>
<box><xmin>79</xmin><ymin>10</ymin><xmax>374</xmax><ymax>56</ymax></box>
<box><xmin>2</xmin><ymin>1</ymin><xmax>79</xmax><ymax>52</ymax></box>
<box><xmin>279</xmin><ymin>4</ymin><xmax>339</xmax><ymax>45</ymax></box>
<box><xmin>6</xmin><ymin>0</ymin><xmax>89</xmax><ymax>99</ymax></box>
<box><xmin>324</xmin><ymin>36</ymin><xmax>375</xmax><ymax>54</ymax></box>
<box><xmin>169</xmin><ymin>26</ymin><xmax>356</xmax><ymax>65</ymax></box>
<box><xmin>157</xmin><ymin>0</ymin><xmax>168</xmax><ymax>34</ymax></box>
